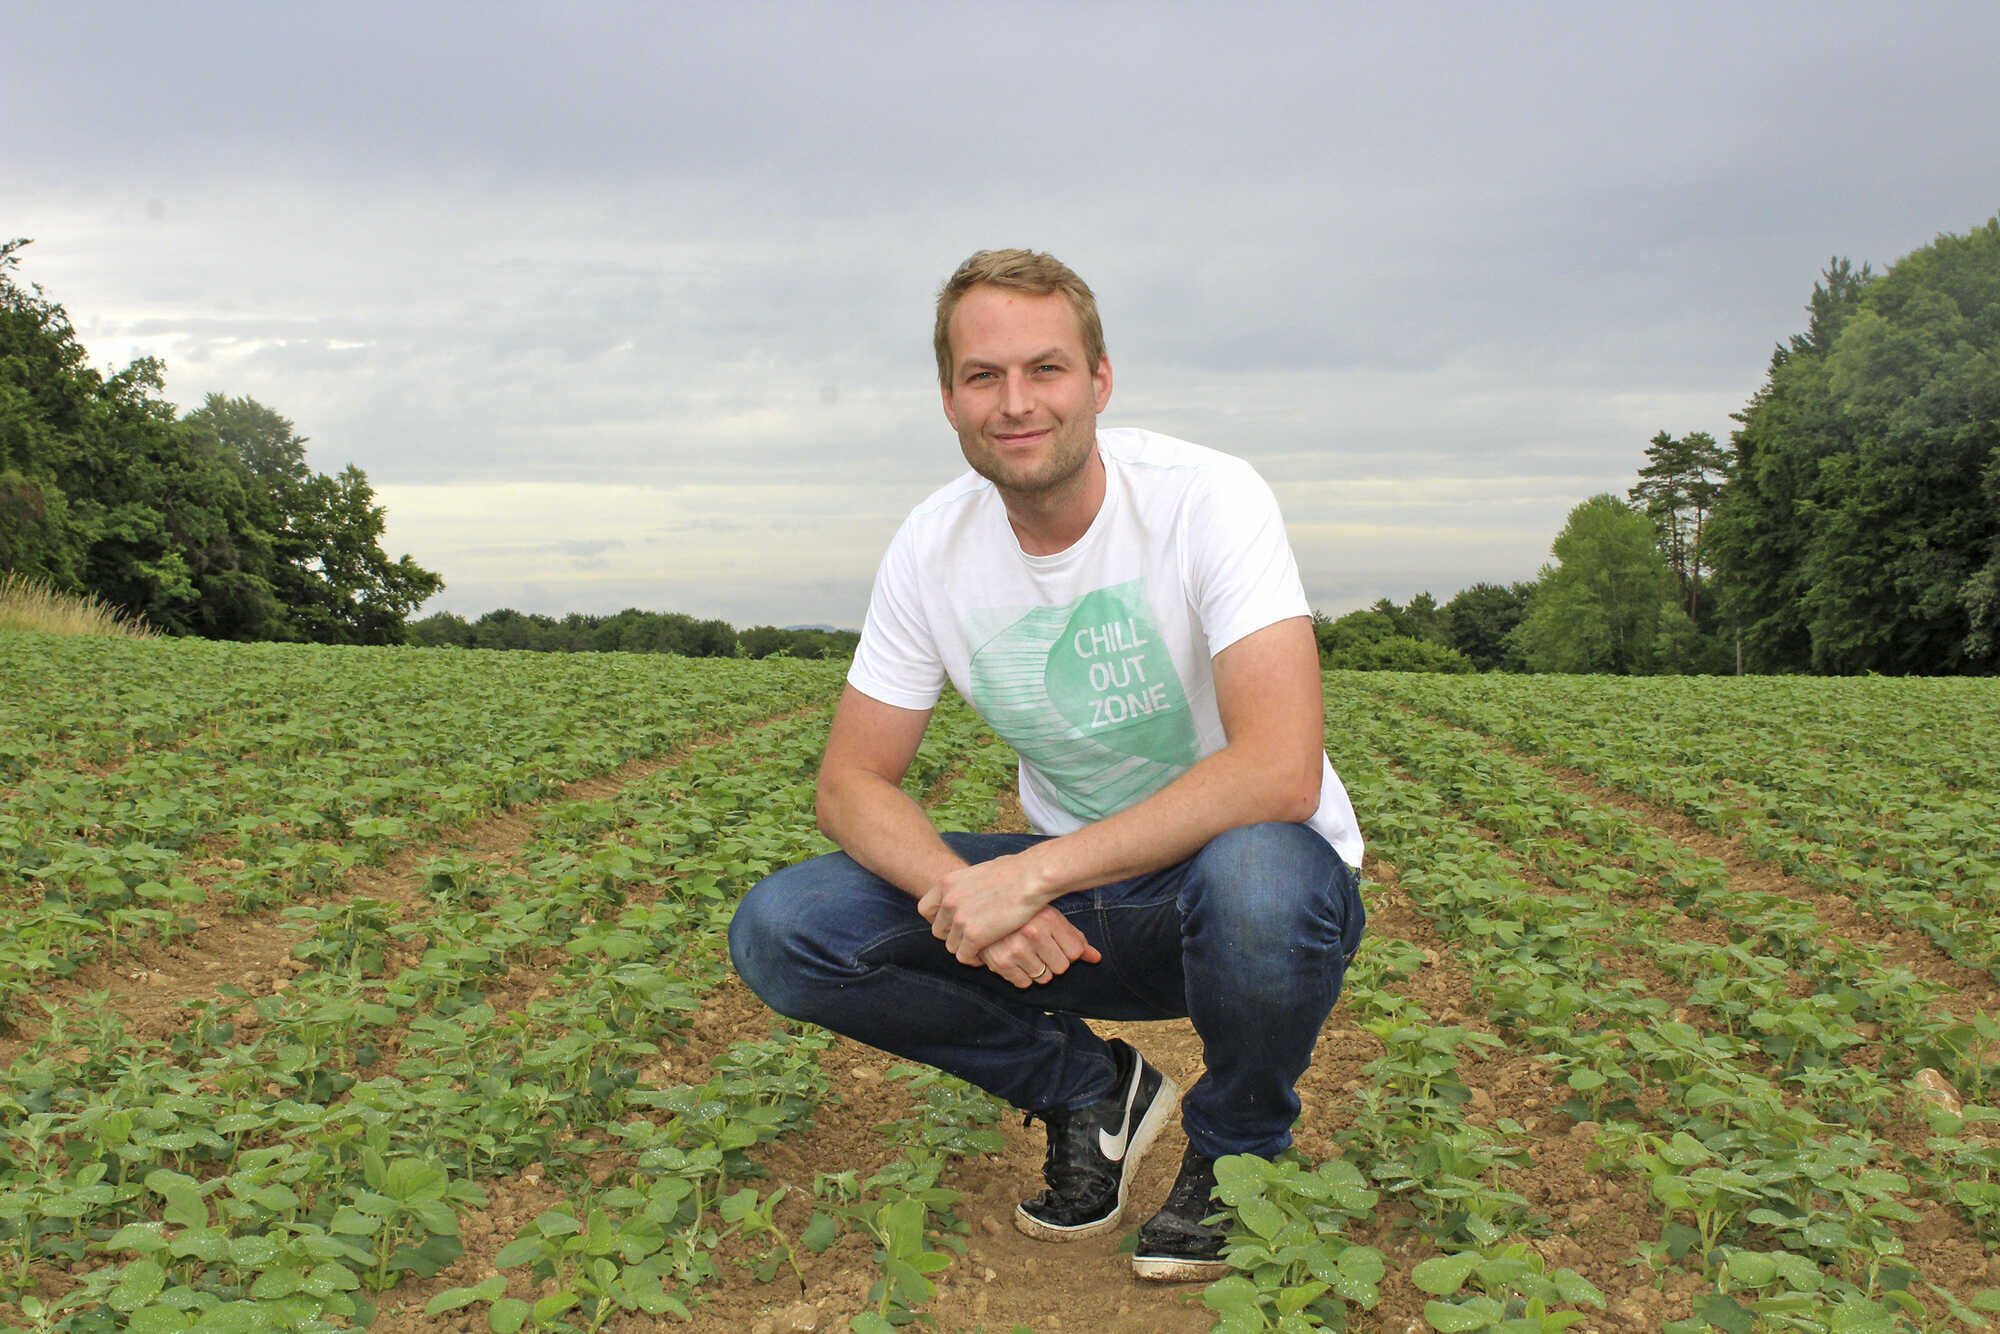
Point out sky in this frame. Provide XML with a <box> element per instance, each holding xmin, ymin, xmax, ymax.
<box><xmin>6</xmin><ymin>1</ymin><xmax>1997</xmax><ymax>629</ymax></box>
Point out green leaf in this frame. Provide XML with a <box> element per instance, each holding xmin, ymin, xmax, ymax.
<box><xmin>495</xmin><ymin>1236</ymin><xmax>548</xmax><ymax>1268</ymax></box>
<box><xmin>161</xmin><ymin>1185</ymin><xmax>208</xmax><ymax>1230</ymax></box>
<box><xmin>1276</xmin><ymin>1281</ymin><xmax>1330</xmax><ymax>1317</ymax></box>
<box><xmin>301</xmin><ymin>1262</ymin><xmax>362</xmax><ymax>1296</ymax></box>
<box><xmin>426</xmin><ymin>1285</ymin><xmax>488</xmax><ymax>1316</ymax></box>
<box><xmin>1551</xmin><ymin>1269</ymin><xmax>1605</xmax><ymax>1307</ymax></box>
<box><xmin>227</xmin><ymin>1234</ymin><xmax>280</xmax><ymax>1268</ymax></box>
<box><xmin>1825</xmin><ymin>1296</ymin><xmax>1897</xmax><ymax>1334</ymax></box>
<box><xmin>168</xmin><ymin>1229</ymin><xmax>231</xmax><ymax>1263</ymax></box>
<box><xmin>1413</xmin><ymin>1252</ymin><xmax>1480</xmax><ymax>1296</ymax></box>
<box><xmin>533</xmin><ymin>1209</ymin><xmax>581</xmax><ymax>1237</ymax></box>
<box><xmin>1200</xmin><ymin>1274</ymin><xmax>1263</xmax><ymax>1322</ymax></box>
<box><xmin>801</xmin><ymin>1211</ymin><xmax>840</xmax><ymax>1253</ymax></box>
<box><xmin>109</xmin><ymin>1259</ymin><xmax>167</xmax><ymax>1312</ymax></box>
<box><xmin>1658</xmin><ymin>1132</ymin><xmax>1711</xmax><ymax>1167</ymax></box>
<box><xmin>105</xmin><ymin>1222</ymin><xmax>172</xmax><ymax>1255</ymax></box>
<box><xmin>533</xmin><ymin>1291</ymin><xmax>580</xmax><ymax>1323</ymax></box>
<box><xmin>248</xmin><ymin>1268</ymin><xmax>304</xmax><ymax>1300</ymax></box>
<box><xmin>1423</xmin><ymin>1298</ymin><xmax>1492</xmax><ymax>1332</ymax></box>
<box><xmin>1693</xmin><ymin>1292</ymin><xmax>1758</xmax><ymax>1334</ymax></box>
<box><xmin>329</xmin><ymin>1205</ymin><xmax>379</xmax><ymax>1236</ymax></box>
<box><xmin>407</xmin><ymin>1197</ymin><xmax>460</xmax><ymax>1235</ymax></box>
<box><xmin>1723</xmin><ymin>1251</ymin><xmax>1777</xmax><ymax>1287</ymax></box>
<box><xmin>1236</xmin><ymin>1195</ymin><xmax>1286</xmax><ymax>1240</ymax></box>
<box><xmin>1661</xmin><ymin>1221</ymin><xmax>1702</xmax><ymax>1259</ymax></box>
<box><xmin>388</xmin><ymin>1233</ymin><xmax>463</xmax><ymax>1278</ymax></box>
<box><xmin>127</xmin><ymin>1307</ymin><xmax>192</xmax><ymax>1334</ymax></box>
<box><xmin>1213</xmin><ymin>1155</ymin><xmax>1271</xmax><ymax>1205</ymax></box>
<box><xmin>487</xmin><ymin>1297</ymin><xmax>530</xmax><ymax>1333</ymax></box>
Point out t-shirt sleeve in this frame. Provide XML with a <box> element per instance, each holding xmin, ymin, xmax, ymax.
<box><xmin>847</xmin><ymin>520</ymin><xmax>949</xmax><ymax>711</ymax></box>
<box><xmin>1185</xmin><ymin>459</ymin><xmax>1312</xmax><ymax>656</ymax></box>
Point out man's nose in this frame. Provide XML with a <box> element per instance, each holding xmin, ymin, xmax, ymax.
<box><xmin>1001</xmin><ymin>371</ymin><xmax>1034</xmax><ymax>417</ymax></box>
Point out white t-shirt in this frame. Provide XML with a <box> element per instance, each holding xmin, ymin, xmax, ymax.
<box><xmin>849</xmin><ymin>427</ymin><xmax>1363</xmax><ymax>869</ymax></box>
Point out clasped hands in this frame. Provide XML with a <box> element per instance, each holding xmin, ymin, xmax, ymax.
<box><xmin>915</xmin><ymin>852</ymin><xmax>1099</xmax><ymax>990</ymax></box>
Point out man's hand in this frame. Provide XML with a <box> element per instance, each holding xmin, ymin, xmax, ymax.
<box><xmin>917</xmin><ymin>853</ymin><xmax>1053</xmax><ymax>963</ymax></box>
<box><xmin>977</xmin><ymin>906</ymin><xmax>1102</xmax><ymax>988</ymax></box>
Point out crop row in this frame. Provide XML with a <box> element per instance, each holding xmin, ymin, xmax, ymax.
<box><xmin>2</xmin><ymin>664</ymin><xmax>1024</xmax><ymax>1334</ymax></box>
<box><xmin>1352</xmin><ymin>673</ymin><xmax>2000</xmax><ymax>983</ymax></box>
<box><xmin>0</xmin><ymin>645</ymin><xmax>851</xmax><ymax>1018</ymax></box>
<box><xmin>1314</xmin><ymin>681</ymin><xmax>2000</xmax><ymax>1333</ymax></box>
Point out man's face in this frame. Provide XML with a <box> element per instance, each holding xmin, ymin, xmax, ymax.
<box><xmin>941</xmin><ymin>285</ymin><xmax>1112</xmax><ymax>498</ymax></box>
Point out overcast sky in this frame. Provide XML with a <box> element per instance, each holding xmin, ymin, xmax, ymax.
<box><xmin>7</xmin><ymin>1</ymin><xmax>1996</xmax><ymax>628</ymax></box>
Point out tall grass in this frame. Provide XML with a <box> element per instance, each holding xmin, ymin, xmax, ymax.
<box><xmin>0</xmin><ymin>572</ymin><xmax>157</xmax><ymax>638</ymax></box>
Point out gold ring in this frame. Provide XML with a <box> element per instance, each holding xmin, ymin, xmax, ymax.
<box><xmin>1031</xmin><ymin>966</ymin><xmax>1049</xmax><ymax>980</ymax></box>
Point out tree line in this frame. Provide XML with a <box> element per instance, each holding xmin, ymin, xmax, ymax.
<box><xmin>14</xmin><ymin>214</ymin><xmax>1992</xmax><ymax>674</ymax></box>
<box><xmin>406</xmin><ymin>607</ymin><xmax>859</xmax><ymax>659</ymax></box>
<box><xmin>1324</xmin><ymin>215</ymin><xmax>1998</xmax><ymax>676</ymax></box>
<box><xmin>1</xmin><ymin>239</ymin><xmax>441</xmax><ymax>643</ymax></box>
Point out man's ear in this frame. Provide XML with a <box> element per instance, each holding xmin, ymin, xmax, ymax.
<box><xmin>1094</xmin><ymin>357</ymin><xmax>1113</xmax><ymax>413</ymax></box>
<box><xmin>940</xmin><ymin>381</ymin><xmax>959</xmax><ymax>431</ymax></box>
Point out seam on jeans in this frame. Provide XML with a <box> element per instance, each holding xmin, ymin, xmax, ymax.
<box><xmin>878</xmin><ymin>963</ymin><xmax>1109</xmax><ymax>1109</ymax></box>
<box><xmin>1086</xmin><ymin>898</ymin><xmax>1190</xmax><ymax>1017</ymax></box>
<box><xmin>852</xmin><ymin>919</ymin><xmax>953</xmax><ymax>968</ymax></box>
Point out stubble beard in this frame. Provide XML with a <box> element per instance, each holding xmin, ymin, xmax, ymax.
<box><xmin>962</xmin><ymin>415</ymin><xmax>1097</xmax><ymax>501</ymax></box>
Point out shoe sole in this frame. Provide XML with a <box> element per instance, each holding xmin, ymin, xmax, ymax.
<box><xmin>1130</xmin><ymin>1252</ymin><xmax>1229</xmax><ymax>1283</ymax></box>
<box><xmin>1013</xmin><ymin>1071</ymin><xmax>1180</xmax><ymax>1243</ymax></box>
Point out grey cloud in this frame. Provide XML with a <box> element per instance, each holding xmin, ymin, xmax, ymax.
<box><xmin>6</xmin><ymin>1</ymin><xmax>1998</xmax><ymax>627</ymax></box>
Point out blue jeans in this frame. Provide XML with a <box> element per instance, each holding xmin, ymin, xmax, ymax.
<box><xmin>728</xmin><ymin>822</ymin><xmax>1364</xmax><ymax>1159</ymax></box>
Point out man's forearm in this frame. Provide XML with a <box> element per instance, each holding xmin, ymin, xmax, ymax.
<box><xmin>1016</xmin><ymin>738</ymin><xmax>1318</xmax><ymax>902</ymax></box>
<box><xmin>816</xmin><ymin>768</ymin><xmax>966</xmax><ymax>898</ymax></box>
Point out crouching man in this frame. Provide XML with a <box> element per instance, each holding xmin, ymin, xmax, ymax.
<box><xmin>729</xmin><ymin>248</ymin><xmax>1365</xmax><ymax>1281</ymax></box>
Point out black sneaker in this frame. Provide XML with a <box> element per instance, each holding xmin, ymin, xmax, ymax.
<box><xmin>1014</xmin><ymin>1038</ymin><xmax>1177</xmax><ymax>1242</ymax></box>
<box><xmin>1132</xmin><ymin>1150</ymin><xmax>1229</xmax><ymax>1281</ymax></box>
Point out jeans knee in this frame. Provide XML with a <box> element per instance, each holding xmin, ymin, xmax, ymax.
<box><xmin>727</xmin><ymin>875</ymin><xmax>788</xmax><ymax>1005</ymax></box>
<box><xmin>1183</xmin><ymin>823</ymin><xmax>1356</xmax><ymax>954</ymax></box>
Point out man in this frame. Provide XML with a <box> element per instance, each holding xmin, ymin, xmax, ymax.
<box><xmin>729</xmin><ymin>248</ymin><xmax>1364</xmax><ymax>1282</ymax></box>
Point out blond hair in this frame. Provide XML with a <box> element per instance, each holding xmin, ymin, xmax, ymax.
<box><xmin>933</xmin><ymin>249</ymin><xmax>1105</xmax><ymax>386</ymax></box>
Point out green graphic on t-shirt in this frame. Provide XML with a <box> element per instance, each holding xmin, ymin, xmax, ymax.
<box><xmin>966</xmin><ymin>581</ymin><xmax>1197</xmax><ymax>822</ymax></box>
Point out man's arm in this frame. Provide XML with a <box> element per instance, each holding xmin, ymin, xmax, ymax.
<box><xmin>815</xmin><ymin>683</ymin><xmax>963</xmax><ymax>894</ymax></box>
<box><xmin>815</xmin><ymin>683</ymin><xmax>1102</xmax><ymax>986</ymax></box>
<box><xmin>918</xmin><ymin>614</ymin><xmax>1325</xmax><ymax>962</ymax></box>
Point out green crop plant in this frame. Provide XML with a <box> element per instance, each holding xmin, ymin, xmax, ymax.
<box><xmin>849</xmin><ymin>1198</ymin><xmax>954</xmax><ymax>1334</ymax></box>
<box><xmin>323</xmin><ymin>1150</ymin><xmax>485</xmax><ymax>1291</ymax></box>
<box><xmin>1199</xmin><ymin>1153</ymin><xmax>1384</xmax><ymax>1331</ymax></box>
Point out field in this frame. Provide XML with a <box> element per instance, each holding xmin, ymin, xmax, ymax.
<box><xmin>3</xmin><ymin>635</ymin><xmax>1999</xmax><ymax>1334</ymax></box>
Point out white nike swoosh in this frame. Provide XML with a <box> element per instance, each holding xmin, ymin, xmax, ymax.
<box><xmin>1098</xmin><ymin>1070</ymin><xmax>1143</xmax><ymax>1161</ymax></box>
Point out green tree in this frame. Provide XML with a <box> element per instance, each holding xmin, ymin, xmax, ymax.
<box><xmin>1313</xmin><ymin>606</ymin><xmax>1474</xmax><ymax>673</ymax></box>
<box><xmin>3</xmin><ymin>241</ymin><xmax>442</xmax><ymax>643</ymax></box>
<box><xmin>182</xmin><ymin>396</ymin><xmax>442</xmax><ymax>644</ymax></box>
<box><xmin>1444</xmin><ymin>581</ymin><xmax>1535</xmax><ymax>671</ymax></box>
<box><xmin>1</xmin><ymin>249</ymin><xmax>260</xmax><ymax>635</ymax></box>
<box><xmin>407</xmin><ymin>610</ymin><xmax>472</xmax><ymax>647</ymax></box>
<box><xmin>1629</xmin><ymin>429</ymin><xmax>1727</xmax><ymax>621</ymax></box>
<box><xmin>1507</xmin><ymin>494</ymin><xmax>1694</xmax><ymax>674</ymax></box>
<box><xmin>1710</xmin><ymin>220</ymin><xmax>2000</xmax><ymax>674</ymax></box>
<box><xmin>1363</xmin><ymin>592</ymin><xmax>1453</xmax><ymax>646</ymax></box>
